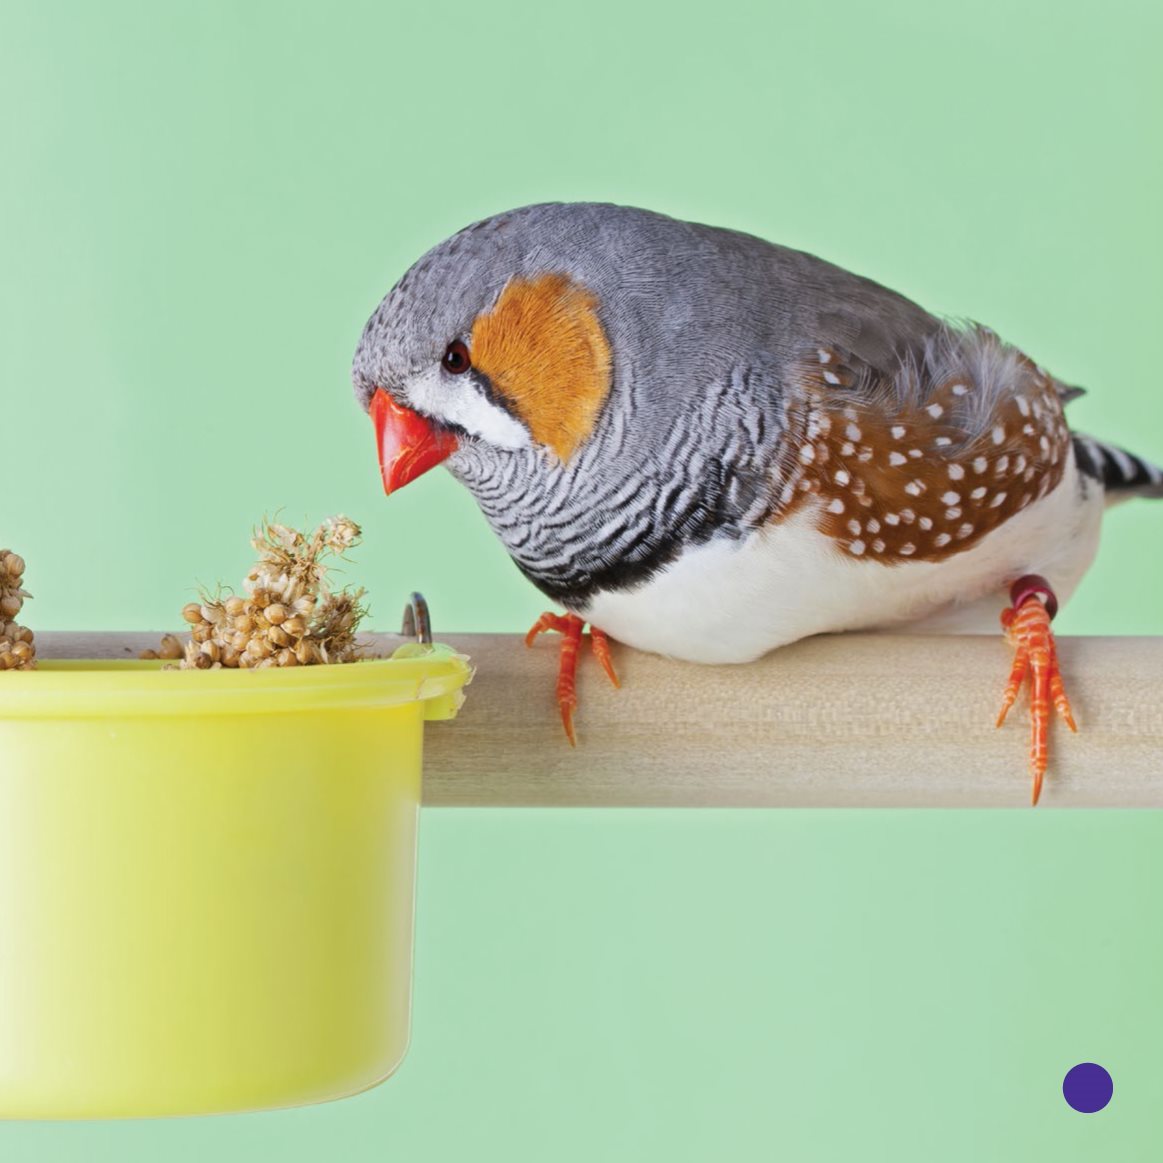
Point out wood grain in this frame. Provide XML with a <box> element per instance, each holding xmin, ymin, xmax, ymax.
<box><xmin>36</xmin><ymin>631</ymin><xmax>1163</xmax><ymax>808</ymax></box>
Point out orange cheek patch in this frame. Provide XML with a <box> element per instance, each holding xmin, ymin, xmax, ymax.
<box><xmin>471</xmin><ymin>273</ymin><xmax>612</xmax><ymax>461</ymax></box>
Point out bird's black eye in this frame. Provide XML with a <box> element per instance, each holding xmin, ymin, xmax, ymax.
<box><xmin>442</xmin><ymin>340</ymin><xmax>471</xmax><ymax>375</ymax></box>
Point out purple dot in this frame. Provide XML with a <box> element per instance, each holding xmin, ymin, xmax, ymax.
<box><xmin>1062</xmin><ymin>1062</ymin><xmax>1113</xmax><ymax>1113</ymax></box>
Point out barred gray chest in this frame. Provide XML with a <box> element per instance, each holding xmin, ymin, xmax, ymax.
<box><xmin>445</xmin><ymin>389</ymin><xmax>781</xmax><ymax>607</ymax></box>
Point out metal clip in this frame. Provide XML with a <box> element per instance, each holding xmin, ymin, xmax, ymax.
<box><xmin>401</xmin><ymin>592</ymin><xmax>432</xmax><ymax>645</ymax></box>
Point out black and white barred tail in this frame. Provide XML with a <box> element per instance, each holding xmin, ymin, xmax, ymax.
<box><xmin>1073</xmin><ymin>434</ymin><xmax>1163</xmax><ymax>499</ymax></box>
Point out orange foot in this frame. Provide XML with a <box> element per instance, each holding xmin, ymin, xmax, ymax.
<box><xmin>995</xmin><ymin>575</ymin><xmax>1077</xmax><ymax>806</ymax></box>
<box><xmin>525</xmin><ymin>612</ymin><xmax>621</xmax><ymax>745</ymax></box>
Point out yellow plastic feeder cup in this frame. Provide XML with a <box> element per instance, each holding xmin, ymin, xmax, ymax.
<box><xmin>0</xmin><ymin>642</ymin><xmax>470</xmax><ymax>1119</ymax></box>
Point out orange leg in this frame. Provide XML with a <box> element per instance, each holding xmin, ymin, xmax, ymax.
<box><xmin>525</xmin><ymin>611</ymin><xmax>621</xmax><ymax>745</ymax></box>
<box><xmin>996</xmin><ymin>576</ymin><xmax>1077</xmax><ymax>805</ymax></box>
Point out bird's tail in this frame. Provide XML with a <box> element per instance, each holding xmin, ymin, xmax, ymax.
<box><xmin>1073</xmin><ymin>434</ymin><xmax>1163</xmax><ymax>500</ymax></box>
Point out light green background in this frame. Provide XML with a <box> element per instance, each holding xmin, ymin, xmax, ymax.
<box><xmin>2</xmin><ymin>1</ymin><xmax>1162</xmax><ymax>1158</ymax></box>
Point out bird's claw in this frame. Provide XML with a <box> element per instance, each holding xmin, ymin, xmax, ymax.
<box><xmin>525</xmin><ymin>611</ymin><xmax>620</xmax><ymax>744</ymax></box>
<box><xmin>996</xmin><ymin>575</ymin><xmax>1076</xmax><ymax>805</ymax></box>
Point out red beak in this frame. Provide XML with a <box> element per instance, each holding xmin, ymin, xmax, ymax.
<box><xmin>370</xmin><ymin>388</ymin><xmax>459</xmax><ymax>495</ymax></box>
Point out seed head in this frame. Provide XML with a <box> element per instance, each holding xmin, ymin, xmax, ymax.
<box><xmin>0</xmin><ymin>548</ymin><xmax>36</xmax><ymax>670</ymax></box>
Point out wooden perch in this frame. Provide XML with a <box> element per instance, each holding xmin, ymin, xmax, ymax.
<box><xmin>36</xmin><ymin>631</ymin><xmax>1163</xmax><ymax>808</ymax></box>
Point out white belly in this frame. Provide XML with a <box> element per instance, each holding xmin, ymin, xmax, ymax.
<box><xmin>579</xmin><ymin>459</ymin><xmax>1104</xmax><ymax>663</ymax></box>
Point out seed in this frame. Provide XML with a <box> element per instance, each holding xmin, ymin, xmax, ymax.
<box><xmin>12</xmin><ymin>642</ymin><xmax>33</xmax><ymax>662</ymax></box>
<box><xmin>175</xmin><ymin>516</ymin><xmax>369</xmax><ymax>670</ymax></box>
<box><xmin>139</xmin><ymin>649</ymin><xmax>160</xmax><ymax>660</ymax></box>
<box><xmin>0</xmin><ymin>595</ymin><xmax>22</xmax><ymax>618</ymax></box>
<box><xmin>2</xmin><ymin>553</ymin><xmax>25</xmax><ymax>578</ymax></box>
<box><xmin>159</xmin><ymin>634</ymin><xmax>184</xmax><ymax>660</ymax></box>
<box><xmin>182</xmin><ymin>602</ymin><xmax>203</xmax><ymax>624</ymax></box>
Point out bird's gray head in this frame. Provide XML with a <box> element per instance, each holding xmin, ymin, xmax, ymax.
<box><xmin>351</xmin><ymin>202</ymin><xmax>727</xmax><ymax>494</ymax></box>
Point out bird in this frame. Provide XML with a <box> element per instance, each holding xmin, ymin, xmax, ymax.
<box><xmin>350</xmin><ymin>202</ymin><xmax>1163</xmax><ymax>805</ymax></box>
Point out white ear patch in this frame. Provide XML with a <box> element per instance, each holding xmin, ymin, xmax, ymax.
<box><xmin>406</xmin><ymin>366</ymin><xmax>532</xmax><ymax>449</ymax></box>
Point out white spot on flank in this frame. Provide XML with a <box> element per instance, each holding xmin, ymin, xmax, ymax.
<box><xmin>873</xmin><ymin>539</ymin><xmax>886</xmax><ymax>553</ymax></box>
<box><xmin>905</xmin><ymin>480</ymin><xmax>925</xmax><ymax>496</ymax></box>
<box><xmin>957</xmin><ymin>523</ymin><xmax>974</xmax><ymax>538</ymax></box>
<box><xmin>1016</xmin><ymin>395</ymin><xmax>1030</xmax><ymax>416</ymax></box>
<box><xmin>970</xmin><ymin>486</ymin><xmax>987</xmax><ymax>500</ymax></box>
<box><xmin>866</xmin><ymin>517</ymin><xmax>881</xmax><ymax>534</ymax></box>
<box><xmin>847</xmin><ymin>518</ymin><xmax>862</xmax><ymax>535</ymax></box>
<box><xmin>900</xmin><ymin>543</ymin><xmax>916</xmax><ymax>555</ymax></box>
<box><xmin>995</xmin><ymin>455</ymin><xmax>1010</xmax><ymax>474</ymax></box>
<box><xmin>827</xmin><ymin>497</ymin><xmax>845</xmax><ymax>514</ymax></box>
<box><xmin>909</xmin><ymin>449</ymin><xmax>923</xmax><ymax>459</ymax></box>
<box><xmin>841</xmin><ymin>442</ymin><xmax>855</xmax><ymax>456</ymax></box>
<box><xmin>889</xmin><ymin>451</ymin><xmax>907</xmax><ymax>467</ymax></box>
<box><xmin>834</xmin><ymin>469</ymin><xmax>851</xmax><ymax>485</ymax></box>
<box><xmin>990</xmin><ymin>492</ymin><xmax>1007</xmax><ymax>508</ymax></box>
<box><xmin>973</xmin><ymin>457</ymin><xmax>988</xmax><ymax>473</ymax></box>
<box><xmin>884</xmin><ymin>513</ymin><xmax>900</xmax><ymax>525</ymax></box>
<box><xmin>927</xmin><ymin>403</ymin><xmax>944</xmax><ymax>419</ymax></box>
<box><xmin>817</xmin><ymin>348</ymin><xmax>832</xmax><ymax>364</ymax></box>
<box><xmin>934</xmin><ymin>533</ymin><xmax>952</xmax><ymax>548</ymax></box>
<box><xmin>900</xmin><ymin>508</ymin><xmax>916</xmax><ymax>523</ymax></box>
<box><xmin>1023</xmin><ymin>423</ymin><xmax>1036</xmax><ymax>436</ymax></box>
<box><xmin>858</xmin><ymin>449</ymin><xmax>873</xmax><ymax>462</ymax></box>
<box><xmin>945</xmin><ymin>507</ymin><xmax>962</xmax><ymax>519</ymax></box>
<box><xmin>1015</xmin><ymin>454</ymin><xmax>1027</xmax><ymax>472</ymax></box>
<box><xmin>846</xmin><ymin>423</ymin><xmax>862</xmax><ymax>442</ymax></box>
<box><xmin>935</xmin><ymin>436</ymin><xmax>952</xmax><ymax>447</ymax></box>
<box><xmin>951</xmin><ymin>383</ymin><xmax>969</xmax><ymax>396</ymax></box>
<box><xmin>948</xmin><ymin>463</ymin><xmax>965</xmax><ymax>480</ymax></box>
<box><xmin>799</xmin><ymin>445</ymin><xmax>816</xmax><ymax>463</ymax></box>
<box><xmin>823</xmin><ymin>371</ymin><xmax>841</xmax><ymax>385</ymax></box>
<box><xmin>992</xmin><ymin>426</ymin><xmax>1006</xmax><ymax>445</ymax></box>
<box><xmin>917</xmin><ymin>515</ymin><xmax>932</xmax><ymax>530</ymax></box>
<box><xmin>941</xmin><ymin>491</ymin><xmax>961</xmax><ymax>505</ymax></box>
<box><xmin>891</xmin><ymin>425</ymin><xmax>906</xmax><ymax>440</ymax></box>
<box><xmin>849</xmin><ymin>539</ymin><xmax>867</xmax><ymax>555</ymax></box>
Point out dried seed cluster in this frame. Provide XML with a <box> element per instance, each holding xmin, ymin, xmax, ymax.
<box><xmin>143</xmin><ymin>516</ymin><xmax>370</xmax><ymax>670</ymax></box>
<box><xmin>0</xmin><ymin>550</ymin><xmax>36</xmax><ymax>671</ymax></box>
